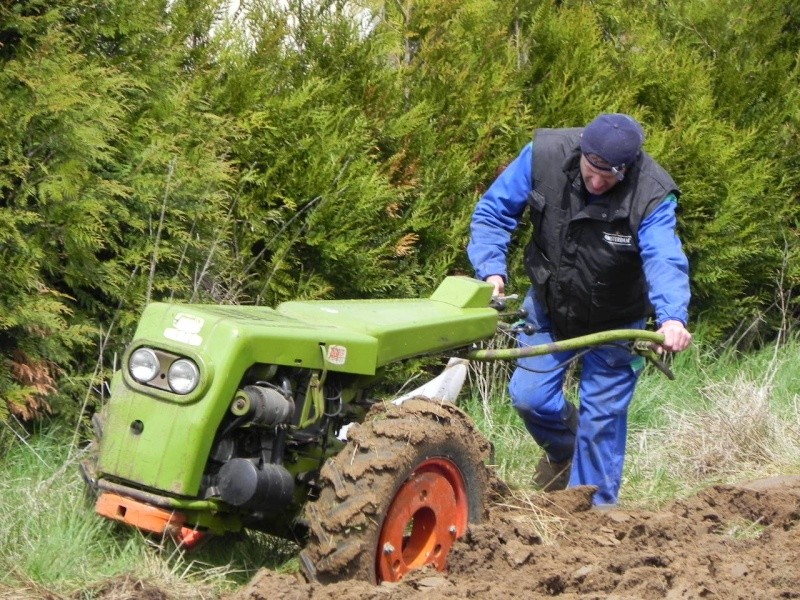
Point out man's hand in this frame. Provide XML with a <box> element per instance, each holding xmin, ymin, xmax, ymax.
<box><xmin>485</xmin><ymin>274</ymin><xmax>505</xmax><ymax>298</ymax></box>
<box><xmin>656</xmin><ymin>320</ymin><xmax>692</xmax><ymax>353</ymax></box>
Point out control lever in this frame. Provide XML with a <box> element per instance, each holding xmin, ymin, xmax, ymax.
<box><xmin>633</xmin><ymin>341</ymin><xmax>675</xmax><ymax>380</ymax></box>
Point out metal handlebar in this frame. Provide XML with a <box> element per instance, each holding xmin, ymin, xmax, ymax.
<box><xmin>465</xmin><ymin>329</ymin><xmax>675</xmax><ymax>380</ymax></box>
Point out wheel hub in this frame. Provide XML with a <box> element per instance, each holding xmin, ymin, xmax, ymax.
<box><xmin>376</xmin><ymin>458</ymin><xmax>469</xmax><ymax>582</ymax></box>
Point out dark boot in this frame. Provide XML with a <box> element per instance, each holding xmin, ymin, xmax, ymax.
<box><xmin>532</xmin><ymin>454</ymin><xmax>572</xmax><ymax>492</ymax></box>
<box><xmin>532</xmin><ymin>402</ymin><xmax>577</xmax><ymax>491</ymax></box>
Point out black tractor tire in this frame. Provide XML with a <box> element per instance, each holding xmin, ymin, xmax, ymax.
<box><xmin>299</xmin><ymin>398</ymin><xmax>494</xmax><ymax>584</ymax></box>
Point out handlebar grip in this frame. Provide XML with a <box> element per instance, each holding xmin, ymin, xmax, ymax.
<box><xmin>489</xmin><ymin>297</ymin><xmax>507</xmax><ymax>311</ymax></box>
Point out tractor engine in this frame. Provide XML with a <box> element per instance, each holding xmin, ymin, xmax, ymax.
<box><xmin>199</xmin><ymin>366</ymin><xmax>359</xmax><ymax>530</ymax></box>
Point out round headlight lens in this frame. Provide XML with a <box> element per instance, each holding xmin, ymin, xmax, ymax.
<box><xmin>168</xmin><ymin>358</ymin><xmax>200</xmax><ymax>394</ymax></box>
<box><xmin>129</xmin><ymin>348</ymin><xmax>160</xmax><ymax>383</ymax></box>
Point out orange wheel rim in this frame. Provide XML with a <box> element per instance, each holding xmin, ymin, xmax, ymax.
<box><xmin>376</xmin><ymin>458</ymin><xmax>469</xmax><ymax>583</ymax></box>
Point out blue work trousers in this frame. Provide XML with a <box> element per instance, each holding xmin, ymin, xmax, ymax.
<box><xmin>509</xmin><ymin>287</ymin><xmax>644</xmax><ymax>505</ymax></box>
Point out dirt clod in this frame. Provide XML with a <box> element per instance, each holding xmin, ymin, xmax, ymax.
<box><xmin>229</xmin><ymin>475</ymin><xmax>800</xmax><ymax>600</ymax></box>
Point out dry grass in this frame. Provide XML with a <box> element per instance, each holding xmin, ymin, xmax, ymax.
<box><xmin>467</xmin><ymin>332</ymin><xmax>514</xmax><ymax>429</ymax></box>
<box><xmin>0</xmin><ymin>580</ymin><xmax>61</xmax><ymax>600</ymax></box>
<box><xmin>490</xmin><ymin>488</ymin><xmax>570</xmax><ymax>546</ymax></box>
<box><xmin>464</xmin><ymin>349</ymin><xmax>540</xmax><ymax>489</ymax></box>
<box><xmin>635</xmin><ymin>369</ymin><xmax>800</xmax><ymax>492</ymax></box>
<box><xmin>78</xmin><ymin>563</ymin><xmax>224</xmax><ymax>599</ymax></box>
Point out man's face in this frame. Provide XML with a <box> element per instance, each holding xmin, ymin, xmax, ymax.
<box><xmin>580</xmin><ymin>154</ymin><xmax>623</xmax><ymax>195</ymax></box>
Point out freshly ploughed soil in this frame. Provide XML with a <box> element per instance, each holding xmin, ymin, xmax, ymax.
<box><xmin>229</xmin><ymin>475</ymin><xmax>800</xmax><ymax>600</ymax></box>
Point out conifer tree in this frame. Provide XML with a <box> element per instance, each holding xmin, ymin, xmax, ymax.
<box><xmin>495</xmin><ymin>0</ymin><xmax>800</xmax><ymax>339</ymax></box>
<box><xmin>0</xmin><ymin>1</ymin><xmax>129</xmax><ymax>420</ymax></box>
<box><xmin>2</xmin><ymin>0</ymin><xmax>799</xmax><ymax>425</ymax></box>
<box><xmin>0</xmin><ymin>0</ymin><xmax>235</xmax><ymax>421</ymax></box>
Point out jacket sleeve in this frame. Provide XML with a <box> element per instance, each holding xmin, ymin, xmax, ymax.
<box><xmin>467</xmin><ymin>143</ymin><xmax>533</xmax><ymax>282</ymax></box>
<box><xmin>638</xmin><ymin>194</ymin><xmax>691</xmax><ymax>326</ymax></box>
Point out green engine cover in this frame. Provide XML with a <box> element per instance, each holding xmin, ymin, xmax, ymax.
<box><xmin>97</xmin><ymin>276</ymin><xmax>497</xmax><ymax>496</ymax></box>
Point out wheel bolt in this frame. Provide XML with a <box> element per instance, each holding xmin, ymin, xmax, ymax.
<box><xmin>449</xmin><ymin>525</ymin><xmax>457</xmax><ymax>535</ymax></box>
<box><xmin>383</xmin><ymin>543</ymin><xmax>395</xmax><ymax>554</ymax></box>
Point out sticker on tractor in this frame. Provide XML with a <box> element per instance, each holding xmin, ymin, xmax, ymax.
<box><xmin>163</xmin><ymin>313</ymin><xmax>204</xmax><ymax>346</ymax></box>
<box><xmin>326</xmin><ymin>344</ymin><xmax>347</xmax><ymax>365</ymax></box>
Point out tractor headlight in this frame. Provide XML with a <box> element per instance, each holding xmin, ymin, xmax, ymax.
<box><xmin>126</xmin><ymin>346</ymin><xmax>203</xmax><ymax>396</ymax></box>
<box><xmin>167</xmin><ymin>358</ymin><xmax>200</xmax><ymax>394</ymax></box>
<box><xmin>129</xmin><ymin>348</ymin><xmax>160</xmax><ymax>383</ymax></box>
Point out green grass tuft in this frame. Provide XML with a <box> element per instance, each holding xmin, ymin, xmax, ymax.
<box><xmin>0</xmin><ymin>425</ymin><xmax>296</xmax><ymax>599</ymax></box>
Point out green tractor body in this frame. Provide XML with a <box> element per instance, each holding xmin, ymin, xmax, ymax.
<box><xmin>85</xmin><ymin>277</ymin><xmax>498</xmax><ymax>542</ymax></box>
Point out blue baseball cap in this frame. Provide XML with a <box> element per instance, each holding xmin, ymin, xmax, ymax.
<box><xmin>580</xmin><ymin>113</ymin><xmax>645</xmax><ymax>174</ymax></box>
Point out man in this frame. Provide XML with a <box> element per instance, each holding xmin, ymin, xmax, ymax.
<box><xmin>467</xmin><ymin>113</ymin><xmax>692</xmax><ymax>506</ymax></box>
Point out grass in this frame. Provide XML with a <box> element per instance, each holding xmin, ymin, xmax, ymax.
<box><xmin>466</xmin><ymin>332</ymin><xmax>800</xmax><ymax>508</ymax></box>
<box><xmin>464</xmin><ymin>357</ymin><xmax>541</xmax><ymax>489</ymax></box>
<box><xmin>1</xmin><ymin>332</ymin><xmax>799</xmax><ymax>597</ymax></box>
<box><xmin>624</xmin><ymin>334</ymin><xmax>800</xmax><ymax>507</ymax></box>
<box><xmin>0</xmin><ymin>423</ymin><xmax>297</xmax><ymax>599</ymax></box>
<box><xmin>722</xmin><ymin>517</ymin><xmax>767</xmax><ymax>540</ymax></box>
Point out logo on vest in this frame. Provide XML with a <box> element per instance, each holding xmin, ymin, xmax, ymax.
<box><xmin>603</xmin><ymin>232</ymin><xmax>633</xmax><ymax>247</ymax></box>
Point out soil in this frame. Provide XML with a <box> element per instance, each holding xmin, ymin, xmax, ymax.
<box><xmin>228</xmin><ymin>475</ymin><xmax>800</xmax><ymax>600</ymax></box>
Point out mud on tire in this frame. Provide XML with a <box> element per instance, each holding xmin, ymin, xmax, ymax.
<box><xmin>300</xmin><ymin>398</ymin><xmax>494</xmax><ymax>584</ymax></box>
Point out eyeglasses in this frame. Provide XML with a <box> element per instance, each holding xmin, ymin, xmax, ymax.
<box><xmin>583</xmin><ymin>153</ymin><xmax>626</xmax><ymax>182</ymax></box>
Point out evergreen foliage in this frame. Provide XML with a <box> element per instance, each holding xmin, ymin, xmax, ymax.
<box><xmin>0</xmin><ymin>0</ymin><xmax>236</xmax><ymax>421</ymax></box>
<box><xmin>0</xmin><ymin>0</ymin><xmax>798</xmax><ymax>424</ymax></box>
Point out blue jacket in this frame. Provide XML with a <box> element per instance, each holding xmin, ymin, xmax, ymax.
<box><xmin>468</xmin><ymin>142</ymin><xmax>690</xmax><ymax>327</ymax></box>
